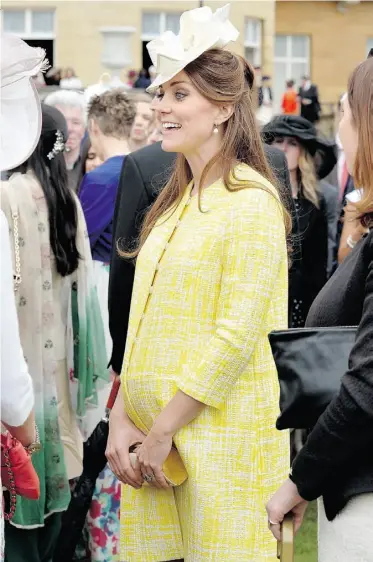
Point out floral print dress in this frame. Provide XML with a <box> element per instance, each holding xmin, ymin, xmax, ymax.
<box><xmin>72</xmin><ymin>466</ymin><xmax>120</xmax><ymax>562</ymax></box>
<box><xmin>86</xmin><ymin>467</ymin><xmax>121</xmax><ymax>560</ymax></box>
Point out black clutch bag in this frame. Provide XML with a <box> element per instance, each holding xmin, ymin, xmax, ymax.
<box><xmin>268</xmin><ymin>327</ymin><xmax>357</xmax><ymax>430</ymax></box>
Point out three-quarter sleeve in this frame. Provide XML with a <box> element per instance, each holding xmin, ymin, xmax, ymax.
<box><xmin>0</xmin><ymin>210</ymin><xmax>34</xmax><ymax>426</ymax></box>
<box><xmin>178</xmin><ymin>187</ymin><xmax>287</xmax><ymax>409</ymax></box>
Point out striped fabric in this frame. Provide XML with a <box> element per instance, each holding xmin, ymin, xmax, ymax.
<box><xmin>120</xmin><ymin>164</ymin><xmax>290</xmax><ymax>561</ymax></box>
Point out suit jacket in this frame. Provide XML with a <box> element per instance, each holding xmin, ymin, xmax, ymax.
<box><xmin>258</xmin><ymin>86</ymin><xmax>273</xmax><ymax>107</ymax></box>
<box><xmin>108</xmin><ymin>142</ymin><xmax>293</xmax><ymax>373</ymax></box>
<box><xmin>298</xmin><ymin>84</ymin><xmax>321</xmax><ymax>123</ymax></box>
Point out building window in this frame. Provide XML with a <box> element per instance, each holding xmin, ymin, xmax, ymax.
<box><xmin>165</xmin><ymin>13</ymin><xmax>181</xmax><ymax>36</ymax></box>
<box><xmin>2</xmin><ymin>8</ymin><xmax>55</xmax><ymax>37</ymax></box>
<box><xmin>142</xmin><ymin>11</ymin><xmax>182</xmax><ymax>69</ymax></box>
<box><xmin>3</xmin><ymin>10</ymin><xmax>26</xmax><ymax>33</ymax></box>
<box><xmin>31</xmin><ymin>11</ymin><xmax>55</xmax><ymax>34</ymax></box>
<box><xmin>1</xmin><ymin>9</ymin><xmax>55</xmax><ymax>67</ymax></box>
<box><xmin>367</xmin><ymin>37</ymin><xmax>373</xmax><ymax>56</ymax></box>
<box><xmin>142</xmin><ymin>12</ymin><xmax>182</xmax><ymax>40</ymax></box>
<box><xmin>244</xmin><ymin>18</ymin><xmax>262</xmax><ymax>67</ymax></box>
<box><xmin>142</xmin><ymin>13</ymin><xmax>162</xmax><ymax>37</ymax></box>
<box><xmin>273</xmin><ymin>35</ymin><xmax>310</xmax><ymax>109</ymax></box>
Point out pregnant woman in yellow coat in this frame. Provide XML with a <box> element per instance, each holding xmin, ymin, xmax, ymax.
<box><xmin>107</xmin><ymin>5</ymin><xmax>291</xmax><ymax>561</ymax></box>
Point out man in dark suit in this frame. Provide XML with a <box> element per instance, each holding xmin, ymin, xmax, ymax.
<box><xmin>298</xmin><ymin>75</ymin><xmax>321</xmax><ymax>124</ymax></box>
<box><xmin>258</xmin><ymin>76</ymin><xmax>273</xmax><ymax>108</ymax></box>
<box><xmin>108</xmin><ymin>142</ymin><xmax>294</xmax><ymax>374</ymax></box>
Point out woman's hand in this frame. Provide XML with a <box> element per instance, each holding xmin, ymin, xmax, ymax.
<box><xmin>106</xmin><ymin>414</ymin><xmax>146</xmax><ymax>489</ymax></box>
<box><xmin>266</xmin><ymin>478</ymin><xmax>308</xmax><ymax>541</ymax></box>
<box><xmin>132</xmin><ymin>390</ymin><xmax>205</xmax><ymax>489</ymax></box>
<box><xmin>344</xmin><ymin>203</ymin><xmax>368</xmax><ymax>234</ymax></box>
<box><xmin>135</xmin><ymin>430</ymin><xmax>173</xmax><ymax>490</ymax></box>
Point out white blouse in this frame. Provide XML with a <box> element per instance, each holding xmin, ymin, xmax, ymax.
<box><xmin>0</xmin><ymin>209</ymin><xmax>34</xmax><ymax>426</ymax></box>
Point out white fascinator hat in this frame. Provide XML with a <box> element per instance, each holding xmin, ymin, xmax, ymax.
<box><xmin>146</xmin><ymin>4</ymin><xmax>239</xmax><ymax>94</ymax></box>
<box><xmin>1</xmin><ymin>33</ymin><xmax>48</xmax><ymax>172</ymax></box>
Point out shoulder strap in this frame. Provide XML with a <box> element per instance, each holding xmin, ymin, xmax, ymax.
<box><xmin>5</xmin><ymin>176</ymin><xmax>21</xmax><ymax>292</ymax></box>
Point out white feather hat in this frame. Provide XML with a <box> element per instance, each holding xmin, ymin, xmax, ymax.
<box><xmin>1</xmin><ymin>33</ymin><xmax>48</xmax><ymax>171</ymax></box>
<box><xmin>146</xmin><ymin>4</ymin><xmax>239</xmax><ymax>94</ymax></box>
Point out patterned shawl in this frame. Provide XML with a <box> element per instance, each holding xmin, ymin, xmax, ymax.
<box><xmin>0</xmin><ymin>171</ymin><xmax>109</xmax><ymax>527</ymax></box>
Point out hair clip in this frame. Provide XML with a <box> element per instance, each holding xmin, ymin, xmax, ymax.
<box><xmin>47</xmin><ymin>130</ymin><xmax>65</xmax><ymax>160</ymax></box>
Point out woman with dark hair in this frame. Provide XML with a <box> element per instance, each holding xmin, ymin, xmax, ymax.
<box><xmin>76</xmin><ymin>136</ymin><xmax>103</xmax><ymax>192</ymax></box>
<box><xmin>262</xmin><ymin>115</ymin><xmax>337</xmax><ymax>327</ymax></box>
<box><xmin>267</xmin><ymin>57</ymin><xmax>373</xmax><ymax>562</ymax></box>
<box><xmin>1</xmin><ymin>104</ymin><xmax>108</xmax><ymax>561</ymax></box>
<box><xmin>106</xmin><ymin>5</ymin><xmax>291</xmax><ymax>561</ymax></box>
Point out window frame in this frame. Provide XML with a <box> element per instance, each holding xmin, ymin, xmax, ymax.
<box><xmin>244</xmin><ymin>17</ymin><xmax>262</xmax><ymax>67</ymax></box>
<box><xmin>1</xmin><ymin>8</ymin><xmax>55</xmax><ymax>39</ymax></box>
<box><xmin>274</xmin><ymin>34</ymin><xmax>310</xmax><ymax>76</ymax></box>
<box><xmin>141</xmin><ymin>11</ymin><xmax>182</xmax><ymax>41</ymax></box>
<box><xmin>273</xmin><ymin>34</ymin><xmax>310</xmax><ymax>110</ymax></box>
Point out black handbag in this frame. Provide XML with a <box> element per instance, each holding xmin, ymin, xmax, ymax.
<box><xmin>268</xmin><ymin>326</ymin><xmax>357</xmax><ymax>430</ymax></box>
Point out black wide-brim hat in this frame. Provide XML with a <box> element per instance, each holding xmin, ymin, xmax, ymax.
<box><xmin>261</xmin><ymin>115</ymin><xmax>337</xmax><ymax>180</ymax></box>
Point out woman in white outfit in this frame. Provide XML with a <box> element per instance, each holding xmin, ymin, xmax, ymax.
<box><xmin>1</xmin><ymin>101</ymin><xmax>108</xmax><ymax>562</ymax></box>
<box><xmin>0</xmin><ymin>33</ymin><xmax>42</xmax><ymax>561</ymax></box>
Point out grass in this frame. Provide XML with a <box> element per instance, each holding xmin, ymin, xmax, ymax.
<box><xmin>295</xmin><ymin>501</ymin><xmax>317</xmax><ymax>562</ymax></box>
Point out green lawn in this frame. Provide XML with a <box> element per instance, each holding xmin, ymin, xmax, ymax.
<box><xmin>295</xmin><ymin>501</ymin><xmax>317</xmax><ymax>562</ymax></box>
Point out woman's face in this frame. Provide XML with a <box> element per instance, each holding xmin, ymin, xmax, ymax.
<box><xmin>85</xmin><ymin>147</ymin><xmax>102</xmax><ymax>173</ymax></box>
<box><xmin>338</xmin><ymin>95</ymin><xmax>358</xmax><ymax>174</ymax></box>
<box><xmin>272</xmin><ymin>136</ymin><xmax>301</xmax><ymax>172</ymax></box>
<box><xmin>152</xmin><ymin>70</ymin><xmax>229</xmax><ymax>155</ymax></box>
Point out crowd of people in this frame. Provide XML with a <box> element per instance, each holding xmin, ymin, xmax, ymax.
<box><xmin>254</xmin><ymin>68</ymin><xmax>322</xmax><ymax>127</ymax></box>
<box><xmin>1</xmin><ymin>4</ymin><xmax>373</xmax><ymax>562</ymax></box>
<box><xmin>36</xmin><ymin>65</ymin><xmax>159</xmax><ymax>93</ymax></box>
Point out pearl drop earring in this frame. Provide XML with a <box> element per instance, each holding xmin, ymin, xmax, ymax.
<box><xmin>213</xmin><ymin>124</ymin><xmax>219</xmax><ymax>134</ymax></box>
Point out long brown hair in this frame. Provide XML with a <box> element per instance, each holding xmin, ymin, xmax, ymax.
<box><xmin>347</xmin><ymin>57</ymin><xmax>373</xmax><ymax>225</ymax></box>
<box><xmin>123</xmin><ymin>49</ymin><xmax>291</xmax><ymax>258</ymax></box>
<box><xmin>298</xmin><ymin>147</ymin><xmax>319</xmax><ymax>208</ymax></box>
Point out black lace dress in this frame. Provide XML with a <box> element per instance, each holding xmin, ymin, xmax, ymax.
<box><xmin>289</xmin><ymin>195</ymin><xmax>328</xmax><ymax>327</ymax></box>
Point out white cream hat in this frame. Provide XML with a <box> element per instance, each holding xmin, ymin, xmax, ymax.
<box><xmin>1</xmin><ymin>33</ymin><xmax>48</xmax><ymax>171</ymax></box>
<box><xmin>146</xmin><ymin>4</ymin><xmax>239</xmax><ymax>94</ymax></box>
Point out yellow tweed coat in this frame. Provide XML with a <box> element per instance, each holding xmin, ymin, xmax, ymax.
<box><xmin>120</xmin><ymin>164</ymin><xmax>290</xmax><ymax>561</ymax></box>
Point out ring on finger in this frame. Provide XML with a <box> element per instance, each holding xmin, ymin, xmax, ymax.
<box><xmin>268</xmin><ymin>519</ymin><xmax>278</xmax><ymax>526</ymax></box>
<box><xmin>143</xmin><ymin>473</ymin><xmax>155</xmax><ymax>483</ymax></box>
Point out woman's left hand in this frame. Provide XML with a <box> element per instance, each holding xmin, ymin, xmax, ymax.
<box><xmin>266</xmin><ymin>478</ymin><xmax>309</xmax><ymax>541</ymax></box>
<box><xmin>136</xmin><ymin>430</ymin><xmax>173</xmax><ymax>489</ymax></box>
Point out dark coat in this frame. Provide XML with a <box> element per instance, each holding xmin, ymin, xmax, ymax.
<box><xmin>291</xmin><ymin>230</ymin><xmax>373</xmax><ymax>521</ymax></box>
<box><xmin>298</xmin><ymin>84</ymin><xmax>321</xmax><ymax>123</ymax></box>
<box><xmin>258</xmin><ymin>86</ymin><xmax>273</xmax><ymax>107</ymax></box>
